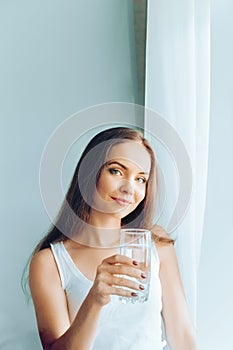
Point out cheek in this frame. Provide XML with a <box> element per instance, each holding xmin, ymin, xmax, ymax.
<box><xmin>96</xmin><ymin>173</ymin><xmax>108</xmax><ymax>192</ymax></box>
<box><xmin>96</xmin><ymin>174</ymin><xmax>115</xmax><ymax>198</ymax></box>
<box><xmin>136</xmin><ymin>186</ymin><xmax>147</xmax><ymax>201</ymax></box>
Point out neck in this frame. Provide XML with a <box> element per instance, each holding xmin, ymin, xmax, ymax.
<box><xmin>89</xmin><ymin>209</ymin><xmax>121</xmax><ymax>229</ymax></box>
<box><xmin>71</xmin><ymin>209</ymin><xmax>121</xmax><ymax>248</ymax></box>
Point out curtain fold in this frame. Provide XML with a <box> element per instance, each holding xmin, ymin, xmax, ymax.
<box><xmin>145</xmin><ymin>0</ymin><xmax>210</xmax><ymax>326</ymax></box>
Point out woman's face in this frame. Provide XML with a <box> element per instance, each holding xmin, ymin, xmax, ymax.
<box><xmin>92</xmin><ymin>141</ymin><xmax>151</xmax><ymax>219</ymax></box>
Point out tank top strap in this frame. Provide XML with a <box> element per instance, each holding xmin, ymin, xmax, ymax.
<box><xmin>50</xmin><ymin>241</ymin><xmax>71</xmax><ymax>290</ymax></box>
<box><xmin>50</xmin><ymin>241</ymin><xmax>93</xmax><ymax>291</ymax></box>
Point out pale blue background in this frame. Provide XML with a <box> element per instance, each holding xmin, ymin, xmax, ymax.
<box><xmin>0</xmin><ymin>1</ymin><xmax>140</xmax><ymax>348</ymax></box>
<box><xmin>0</xmin><ymin>1</ymin><xmax>232</xmax><ymax>349</ymax></box>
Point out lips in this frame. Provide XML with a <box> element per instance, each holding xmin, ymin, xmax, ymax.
<box><xmin>111</xmin><ymin>197</ymin><xmax>133</xmax><ymax>207</ymax></box>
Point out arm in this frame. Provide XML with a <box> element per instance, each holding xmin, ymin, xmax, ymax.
<box><xmin>155</xmin><ymin>227</ymin><xmax>198</xmax><ymax>350</ymax></box>
<box><xmin>29</xmin><ymin>250</ymin><xmax>144</xmax><ymax>350</ymax></box>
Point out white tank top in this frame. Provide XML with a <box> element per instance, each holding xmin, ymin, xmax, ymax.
<box><xmin>50</xmin><ymin>242</ymin><xmax>167</xmax><ymax>350</ymax></box>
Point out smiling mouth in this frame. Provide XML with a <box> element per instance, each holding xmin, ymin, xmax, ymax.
<box><xmin>111</xmin><ymin>197</ymin><xmax>133</xmax><ymax>207</ymax></box>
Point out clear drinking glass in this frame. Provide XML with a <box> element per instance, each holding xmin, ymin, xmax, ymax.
<box><xmin>118</xmin><ymin>228</ymin><xmax>151</xmax><ymax>303</ymax></box>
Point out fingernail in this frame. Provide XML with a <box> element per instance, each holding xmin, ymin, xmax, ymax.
<box><xmin>141</xmin><ymin>272</ymin><xmax>147</xmax><ymax>279</ymax></box>
<box><xmin>132</xmin><ymin>260</ymin><xmax>138</xmax><ymax>266</ymax></box>
<box><xmin>139</xmin><ymin>285</ymin><xmax>145</xmax><ymax>290</ymax></box>
<box><xmin>131</xmin><ymin>292</ymin><xmax>138</xmax><ymax>297</ymax></box>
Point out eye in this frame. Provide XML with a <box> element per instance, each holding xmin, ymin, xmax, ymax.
<box><xmin>108</xmin><ymin>168</ymin><xmax>122</xmax><ymax>176</ymax></box>
<box><xmin>136</xmin><ymin>176</ymin><xmax>146</xmax><ymax>184</ymax></box>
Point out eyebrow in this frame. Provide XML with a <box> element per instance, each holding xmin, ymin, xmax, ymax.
<box><xmin>105</xmin><ymin>161</ymin><xmax>149</xmax><ymax>175</ymax></box>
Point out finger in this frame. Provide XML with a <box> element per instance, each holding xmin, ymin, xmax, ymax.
<box><xmin>93</xmin><ymin>283</ymin><xmax>135</xmax><ymax>299</ymax></box>
<box><xmin>108</xmin><ymin>285</ymin><xmax>140</xmax><ymax>298</ymax></box>
<box><xmin>102</xmin><ymin>264</ymin><xmax>147</xmax><ymax>280</ymax></box>
<box><xmin>107</xmin><ymin>274</ymin><xmax>145</xmax><ymax>292</ymax></box>
<box><xmin>102</xmin><ymin>254</ymin><xmax>138</xmax><ymax>267</ymax></box>
<box><xmin>98</xmin><ymin>272</ymin><xmax>138</xmax><ymax>289</ymax></box>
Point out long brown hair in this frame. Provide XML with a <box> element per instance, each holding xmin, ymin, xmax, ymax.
<box><xmin>22</xmin><ymin>127</ymin><xmax>173</xmax><ymax>296</ymax></box>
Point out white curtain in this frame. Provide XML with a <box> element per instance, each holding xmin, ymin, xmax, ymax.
<box><xmin>145</xmin><ymin>0</ymin><xmax>210</xmax><ymax>326</ymax></box>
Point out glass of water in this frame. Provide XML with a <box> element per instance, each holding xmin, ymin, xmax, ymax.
<box><xmin>118</xmin><ymin>228</ymin><xmax>151</xmax><ymax>303</ymax></box>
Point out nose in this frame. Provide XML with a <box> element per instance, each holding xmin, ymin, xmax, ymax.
<box><xmin>118</xmin><ymin>179</ymin><xmax>134</xmax><ymax>195</ymax></box>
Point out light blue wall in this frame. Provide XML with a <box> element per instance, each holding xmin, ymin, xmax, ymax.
<box><xmin>0</xmin><ymin>1</ymin><xmax>140</xmax><ymax>348</ymax></box>
<box><xmin>197</xmin><ymin>1</ymin><xmax>233</xmax><ymax>349</ymax></box>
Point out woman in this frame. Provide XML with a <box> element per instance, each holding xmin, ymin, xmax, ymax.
<box><xmin>28</xmin><ymin>127</ymin><xmax>198</xmax><ymax>350</ymax></box>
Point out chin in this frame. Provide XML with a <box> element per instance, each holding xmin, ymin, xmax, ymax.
<box><xmin>119</xmin><ymin>207</ymin><xmax>136</xmax><ymax>219</ymax></box>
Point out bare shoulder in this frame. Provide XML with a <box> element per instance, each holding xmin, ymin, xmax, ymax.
<box><xmin>29</xmin><ymin>248</ymin><xmax>56</xmax><ymax>276</ymax></box>
<box><xmin>151</xmin><ymin>224</ymin><xmax>176</xmax><ymax>265</ymax></box>
<box><xmin>152</xmin><ymin>227</ymin><xmax>197</xmax><ymax>348</ymax></box>
<box><xmin>30</xmin><ymin>247</ymin><xmax>53</xmax><ymax>263</ymax></box>
<box><xmin>29</xmin><ymin>247</ymin><xmax>70</xmax><ymax>347</ymax></box>
<box><xmin>151</xmin><ymin>224</ymin><xmax>171</xmax><ymax>239</ymax></box>
<box><xmin>29</xmin><ymin>247</ymin><xmax>62</xmax><ymax>295</ymax></box>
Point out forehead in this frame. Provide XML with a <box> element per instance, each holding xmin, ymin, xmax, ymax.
<box><xmin>106</xmin><ymin>141</ymin><xmax>151</xmax><ymax>173</ymax></box>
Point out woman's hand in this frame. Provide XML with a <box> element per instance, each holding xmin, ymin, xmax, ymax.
<box><xmin>88</xmin><ymin>254</ymin><xmax>147</xmax><ymax>306</ymax></box>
